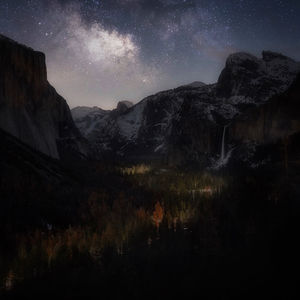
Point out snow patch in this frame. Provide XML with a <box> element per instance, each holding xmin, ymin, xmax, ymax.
<box><xmin>117</xmin><ymin>101</ymin><xmax>146</xmax><ymax>140</ymax></box>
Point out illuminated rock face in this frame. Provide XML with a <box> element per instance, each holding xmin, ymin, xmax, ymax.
<box><xmin>0</xmin><ymin>34</ymin><xmax>87</xmax><ymax>159</ymax></box>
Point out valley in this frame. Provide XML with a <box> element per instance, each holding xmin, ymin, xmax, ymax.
<box><xmin>0</xmin><ymin>32</ymin><xmax>300</xmax><ymax>299</ymax></box>
<box><xmin>1</xmin><ymin>161</ymin><xmax>299</xmax><ymax>298</ymax></box>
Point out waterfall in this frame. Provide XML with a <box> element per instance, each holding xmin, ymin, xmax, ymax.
<box><xmin>220</xmin><ymin>125</ymin><xmax>227</xmax><ymax>161</ymax></box>
<box><xmin>212</xmin><ymin>124</ymin><xmax>232</xmax><ymax>169</ymax></box>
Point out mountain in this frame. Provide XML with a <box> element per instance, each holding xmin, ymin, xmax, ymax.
<box><xmin>0</xmin><ymin>34</ymin><xmax>88</xmax><ymax>159</ymax></box>
<box><xmin>71</xmin><ymin>106</ymin><xmax>110</xmax><ymax>138</ymax></box>
<box><xmin>72</xmin><ymin>51</ymin><xmax>300</xmax><ymax>166</ymax></box>
<box><xmin>71</xmin><ymin>100</ymin><xmax>134</xmax><ymax>153</ymax></box>
<box><xmin>168</xmin><ymin>52</ymin><xmax>300</xmax><ymax>167</ymax></box>
<box><xmin>116</xmin><ymin>100</ymin><xmax>134</xmax><ymax>113</ymax></box>
<box><xmin>177</xmin><ymin>81</ymin><xmax>206</xmax><ymax>89</ymax></box>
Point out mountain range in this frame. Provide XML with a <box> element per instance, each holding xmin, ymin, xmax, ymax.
<box><xmin>71</xmin><ymin>50</ymin><xmax>300</xmax><ymax>168</ymax></box>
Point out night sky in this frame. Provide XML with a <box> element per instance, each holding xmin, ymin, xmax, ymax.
<box><xmin>0</xmin><ymin>0</ymin><xmax>299</xmax><ymax>109</ymax></box>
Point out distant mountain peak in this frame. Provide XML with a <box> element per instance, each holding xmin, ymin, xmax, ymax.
<box><xmin>71</xmin><ymin>106</ymin><xmax>109</xmax><ymax>120</ymax></box>
<box><xmin>117</xmin><ymin>100</ymin><xmax>133</xmax><ymax>108</ymax></box>
<box><xmin>71</xmin><ymin>50</ymin><xmax>300</xmax><ymax>164</ymax></box>
<box><xmin>116</xmin><ymin>101</ymin><xmax>134</xmax><ymax>113</ymax></box>
<box><xmin>185</xmin><ymin>81</ymin><xmax>206</xmax><ymax>88</ymax></box>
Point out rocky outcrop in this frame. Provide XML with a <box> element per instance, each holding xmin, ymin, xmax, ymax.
<box><xmin>169</xmin><ymin>61</ymin><xmax>300</xmax><ymax>167</ymax></box>
<box><xmin>0</xmin><ymin>34</ymin><xmax>88</xmax><ymax>159</ymax></box>
<box><xmin>216</xmin><ymin>51</ymin><xmax>299</xmax><ymax>103</ymax></box>
<box><xmin>229</xmin><ymin>74</ymin><xmax>300</xmax><ymax>144</ymax></box>
<box><xmin>116</xmin><ymin>101</ymin><xmax>133</xmax><ymax>114</ymax></box>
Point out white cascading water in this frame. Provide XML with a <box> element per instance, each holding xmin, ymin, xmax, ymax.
<box><xmin>221</xmin><ymin>125</ymin><xmax>227</xmax><ymax>161</ymax></box>
<box><xmin>213</xmin><ymin>124</ymin><xmax>232</xmax><ymax>169</ymax></box>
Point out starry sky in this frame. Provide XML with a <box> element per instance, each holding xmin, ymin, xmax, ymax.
<box><xmin>0</xmin><ymin>0</ymin><xmax>299</xmax><ymax>109</ymax></box>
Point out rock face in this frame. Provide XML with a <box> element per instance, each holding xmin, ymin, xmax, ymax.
<box><xmin>0</xmin><ymin>34</ymin><xmax>87</xmax><ymax>159</ymax></box>
<box><xmin>229</xmin><ymin>74</ymin><xmax>300</xmax><ymax>144</ymax></box>
<box><xmin>216</xmin><ymin>51</ymin><xmax>299</xmax><ymax>103</ymax></box>
<box><xmin>72</xmin><ymin>51</ymin><xmax>300</xmax><ymax>166</ymax></box>
<box><xmin>226</xmin><ymin>74</ymin><xmax>300</xmax><ymax>168</ymax></box>
<box><xmin>71</xmin><ymin>106</ymin><xmax>110</xmax><ymax>139</ymax></box>
<box><xmin>116</xmin><ymin>101</ymin><xmax>133</xmax><ymax>113</ymax></box>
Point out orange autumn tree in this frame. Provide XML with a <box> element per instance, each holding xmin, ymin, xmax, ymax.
<box><xmin>152</xmin><ymin>201</ymin><xmax>164</xmax><ymax>230</ymax></box>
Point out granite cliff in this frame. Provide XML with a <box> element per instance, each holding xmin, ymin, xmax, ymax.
<box><xmin>0</xmin><ymin>34</ymin><xmax>88</xmax><ymax>159</ymax></box>
<box><xmin>72</xmin><ymin>51</ymin><xmax>300</xmax><ymax>167</ymax></box>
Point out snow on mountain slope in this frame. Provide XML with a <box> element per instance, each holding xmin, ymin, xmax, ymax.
<box><xmin>71</xmin><ymin>106</ymin><xmax>108</xmax><ymax>120</ymax></box>
<box><xmin>117</xmin><ymin>101</ymin><xmax>146</xmax><ymax>140</ymax></box>
<box><xmin>71</xmin><ymin>106</ymin><xmax>110</xmax><ymax>138</ymax></box>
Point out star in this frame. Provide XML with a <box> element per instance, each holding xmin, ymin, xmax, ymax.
<box><xmin>0</xmin><ymin>0</ymin><xmax>298</xmax><ymax>109</ymax></box>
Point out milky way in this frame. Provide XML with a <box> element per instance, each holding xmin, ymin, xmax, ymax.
<box><xmin>0</xmin><ymin>0</ymin><xmax>299</xmax><ymax>108</ymax></box>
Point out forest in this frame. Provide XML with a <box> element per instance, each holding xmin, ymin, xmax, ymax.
<box><xmin>1</xmin><ymin>156</ymin><xmax>299</xmax><ymax>298</ymax></box>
